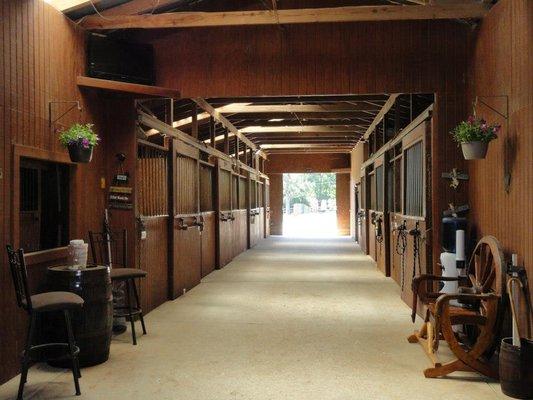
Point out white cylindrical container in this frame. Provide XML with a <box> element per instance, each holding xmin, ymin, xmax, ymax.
<box><xmin>440</xmin><ymin>252</ymin><xmax>459</xmax><ymax>306</ymax></box>
<box><xmin>455</xmin><ymin>230</ymin><xmax>465</xmax><ymax>261</ymax></box>
<box><xmin>68</xmin><ymin>239</ymin><xmax>88</xmax><ymax>268</ymax></box>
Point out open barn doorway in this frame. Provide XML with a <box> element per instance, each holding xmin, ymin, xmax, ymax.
<box><xmin>282</xmin><ymin>173</ymin><xmax>341</xmax><ymax>237</ymax></box>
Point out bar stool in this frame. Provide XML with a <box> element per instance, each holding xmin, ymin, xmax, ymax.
<box><xmin>88</xmin><ymin>229</ymin><xmax>147</xmax><ymax>345</ymax></box>
<box><xmin>6</xmin><ymin>245</ymin><xmax>83</xmax><ymax>400</ymax></box>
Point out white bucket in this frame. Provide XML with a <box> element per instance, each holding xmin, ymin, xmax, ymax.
<box><xmin>68</xmin><ymin>240</ymin><xmax>88</xmax><ymax>268</ymax></box>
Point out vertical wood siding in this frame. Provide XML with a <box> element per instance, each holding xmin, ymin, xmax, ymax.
<box><xmin>0</xmin><ymin>0</ymin><xmax>106</xmax><ymax>384</ymax></box>
<box><xmin>466</xmin><ymin>0</ymin><xmax>533</xmax><ymax>331</ymax></box>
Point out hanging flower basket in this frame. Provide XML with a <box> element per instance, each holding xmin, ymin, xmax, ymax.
<box><xmin>59</xmin><ymin>123</ymin><xmax>100</xmax><ymax>163</ymax></box>
<box><xmin>67</xmin><ymin>143</ymin><xmax>94</xmax><ymax>163</ymax></box>
<box><xmin>451</xmin><ymin>116</ymin><xmax>500</xmax><ymax>160</ymax></box>
<box><xmin>461</xmin><ymin>141</ymin><xmax>488</xmax><ymax>160</ymax></box>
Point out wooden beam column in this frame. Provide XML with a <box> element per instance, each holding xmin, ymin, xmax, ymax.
<box><xmin>209</xmin><ymin>116</ymin><xmax>216</xmax><ymax>147</ymax></box>
<box><xmin>191</xmin><ymin>102</ymin><xmax>198</xmax><ymax>139</ymax></box>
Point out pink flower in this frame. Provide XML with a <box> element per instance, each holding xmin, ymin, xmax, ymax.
<box><xmin>82</xmin><ymin>138</ymin><xmax>90</xmax><ymax>148</ymax></box>
<box><xmin>494</xmin><ymin>125</ymin><xmax>501</xmax><ymax>133</ymax></box>
<box><xmin>481</xmin><ymin>123</ymin><xmax>488</xmax><ymax>131</ymax></box>
<box><xmin>467</xmin><ymin>115</ymin><xmax>475</xmax><ymax>124</ymax></box>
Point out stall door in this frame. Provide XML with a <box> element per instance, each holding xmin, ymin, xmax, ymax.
<box><xmin>264</xmin><ymin>179</ymin><xmax>270</xmax><ymax>238</ymax></box>
<box><xmin>248</xmin><ymin>177</ymin><xmax>261</xmax><ymax>248</ymax></box>
<box><xmin>216</xmin><ymin>160</ymin><xmax>234</xmax><ymax>268</ymax></box>
<box><xmin>388</xmin><ymin>145</ymin><xmax>404</xmax><ymax>287</ymax></box>
<box><xmin>172</xmin><ymin>143</ymin><xmax>202</xmax><ymax>298</ymax></box>
<box><xmin>200</xmin><ymin>161</ymin><xmax>216</xmax><ymax>278</ymax></box>
<box><xmin>359</xmin><ymin>170</ymin><xmax>367</xmax><ymax>253</ymax></box>
<box><xmin>232</xmin><ymin>174</ymin><xmax>248</xmax><ymax>258</ymax></box>
<box><xmin>136</xmin><ymin>141</ymin><xmax>170</xmax><ymax>312</ymax></box>
<box><xmin>395</xmin><ymin>120</ymin><xmax>431</xmax><ymax>308</ymax></box>
<box><xmin>367</xmin><ymin>157</ymin><xmax>390</xmax><ymax>276</ymax></box>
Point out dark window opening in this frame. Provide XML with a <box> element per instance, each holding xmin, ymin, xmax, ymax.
<box><xmin>20</xmin><ymin>158</ymin><xmax>70</xmax><ymax>252</ymax></box>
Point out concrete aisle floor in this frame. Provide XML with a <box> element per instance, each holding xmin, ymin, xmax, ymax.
<box><xmin>0</xmin><ymin>236</ymin><xmax>506</xmax><ymax>400</ymax></box>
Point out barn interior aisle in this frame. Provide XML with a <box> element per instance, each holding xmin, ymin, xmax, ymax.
<box><xmin>0</xmin><ymin>237</ymin><xmax>504</xmax><ymax>400</ymax></box>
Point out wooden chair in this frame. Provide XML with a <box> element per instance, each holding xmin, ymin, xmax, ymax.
<box><xmin>408</xmin><ymin>236</ymin><xmax>505</xmax><ymax>379</ymax></box>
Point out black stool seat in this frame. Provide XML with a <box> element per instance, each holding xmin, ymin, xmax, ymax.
<box><xmin>110</xmin><ymin>268</ymin><xmax>147</xmax><ymax>280</ymax></box>
<box><xmin>27</xmin><ymin>292</ymin><xmax>84</xmax><ymax>312</ymax></box>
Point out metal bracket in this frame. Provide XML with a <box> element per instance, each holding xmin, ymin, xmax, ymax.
<box><xmin>473</xmin><ymin>95</ymin><xmax>512</xmax><ymax>193</ymax></box>
<box><xmin>48</xmin><ymin>100</ymin><xmax>82</xmax><ymax>128</ymax></box>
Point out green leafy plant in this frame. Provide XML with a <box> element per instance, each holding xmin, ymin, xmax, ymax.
<box><xmin>59</xmin><ymin>123</ymin><xmax>100</xmax><ymax>149</ymax></box>
<box><xmin>451</xmin><ymin>116</ymin><xmax>500</xmax><ymax>144</ymax></box>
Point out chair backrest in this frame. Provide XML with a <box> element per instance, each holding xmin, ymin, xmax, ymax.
<box><xmin>6</xmin><ymin>245</ymin><xmax>32</xmax><ymax>312</ymax></box>
<box><xmin>88</xmin><ymin>229</ymin><xmax>128</xmax><ymax>268</ymax></box>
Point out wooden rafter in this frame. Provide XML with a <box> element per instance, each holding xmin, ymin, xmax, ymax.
<box><xmin>192</xmin><ymin>98</ymin><xmax>267</xmax><ymax>159</ymax></box>
<box><xmin>241</xmin><ymin>125</ymin><xmax>363</xmax><ymax>134</ymax></box>
<box><xmin>212</xmin><ymin>103</ymin><xmax>382</xmax><ymax>113</ymax></box>
<box><xmin>80</xmin><ymin>4</ymin><xmax>490</xmax><ymax>30</ymax></box>
<box><xmin>362</xmin><ymin>94</ymin><xmax>400</xmax><ymax>140</ymax></box>
<box><xmin>99</xmin><ymin>0</ymin><xmax>180</xmax><ymax>16</ymax></box>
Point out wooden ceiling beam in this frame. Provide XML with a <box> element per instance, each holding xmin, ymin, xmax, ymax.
<box><xmin>241</xmin><ymin>125</ymin><xmax>362</xmax><ymax>134</ymax></box>
<box><xmin>260</xmin><ymin>143</ymin><xmax>353</xmax><ymax>150</ymax></box>
<box><xmin>212</xmin><ymin>103</ymin><xmax>382</xmax><ymax>114</ymax></box>
<box><xmin>80</xmin><ymin>4</ymin><xmax>490</xmax><ymax>30</ymax></box>
<box><xmin>363</xmin><ymin>94</ymin><xmax>400</xmax><ymax>140</ymax></box>
<box><xmin>192</xmin><ymin>98</ymin><xmax>267</xmax><ymax>159</ymax></box>
<box><xmin>99</xmin><ymin>0</ymin><xmax>180</xmax><ymax>16</ymax></box>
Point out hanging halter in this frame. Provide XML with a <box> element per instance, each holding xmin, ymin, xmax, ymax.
<box><xmin>395</xmin><ymin>220</ymin><xmax>408</xmax><ymax>290</ymax></box>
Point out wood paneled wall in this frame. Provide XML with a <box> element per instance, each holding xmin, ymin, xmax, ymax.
<box><xmin>466</xmin><ymin>0</ymin><xmax>532</xmax><ymax>328</ymax></box>
<box><xmin>0</xmin><ymin>0</ymin><xmax>106</xmax><ymax>384</ymax></box>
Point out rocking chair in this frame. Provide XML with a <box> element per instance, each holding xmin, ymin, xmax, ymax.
<box><xmin>408</xmin><ymin>235</ymin><xmax>505</xmax><ymax>379</ymax></box>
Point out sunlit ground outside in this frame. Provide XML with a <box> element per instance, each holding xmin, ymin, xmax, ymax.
<box><xmin>282</xmin><ymin>211</ymin><xmax>339</xmax><ymax>237</ymax></box>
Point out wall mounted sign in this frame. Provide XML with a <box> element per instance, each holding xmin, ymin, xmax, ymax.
<box><xmin>108</xmin><ymin>186</ymin><xmax>133</xmax><ymax>210</ymax></box>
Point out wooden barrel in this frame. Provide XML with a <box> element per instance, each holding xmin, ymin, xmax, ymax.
<box><xmin>46</xmin><ymin>265</ymin><xmax>113</xmax><ymax>367</ymax></box>
<box><xmin>499</xmin><ymin>337</ymin><xmax>533</xmax><ymax>399</ymax></box>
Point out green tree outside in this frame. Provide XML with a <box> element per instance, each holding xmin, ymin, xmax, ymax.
<box><xmin>283</xmin><ymin>173</ymin><xmax>336</xmax><ymax>213</ymax></box>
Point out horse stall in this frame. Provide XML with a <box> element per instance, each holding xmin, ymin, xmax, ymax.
<box><xmin>216</xmin><ymin>158</ymin><xmax>234</xmax><ymax>268</ymax></box>
<box><xmin>199</xmin><ymin>160</ymin><xmax>216</xmax><ymax>278</ymax></box>
<box><xmin>263</xmin><ymin>177</ymin><xmax>270</xmax><ymax>238</ymax></box>
<box><xmin>358</xmin><ymin>170</ymin><xmax>368</xmax><ymax>254</ymax></box>
<box><xmin>390</xmin><ymin>118</ymin><xmax>432</xmax><ymax>307</ymax></box>
<box><xmin>171</xmin><ymin>141</ymin><xmax>202</xmax><ymax>298</ymax></box>
<box><xmin>248</xmin><ymin>175</ymin><xmax>264</xmax><ymax>248</ymax></box>
<box><xmin>362</xmin><ymin>96</ymin><xmax>434</xmax><ymax>309</ymax></box>
<box><xmin>232</xmin><ymin>173</ymin><xmax>248</xmax><ymax>257</ymax></box>
<box><xmin>136</xmin><ymin>140</ymin><xmax>171</xmax><ymax>312</ymax></box>
<box><xmin>366</xmin><ymin>156</ymin><xmax>389</xmax><ymax>276</ymax></box>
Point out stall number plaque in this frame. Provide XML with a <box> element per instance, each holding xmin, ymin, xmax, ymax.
<box><xmin>108</xmin><ymin>186</ymin><xmax>133</xmax><ymax>210</ymax></box>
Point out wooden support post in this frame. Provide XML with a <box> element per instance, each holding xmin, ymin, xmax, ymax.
<box><xmin>209</xmin><ymin>116</ymin><xmax>216</xmax><ymax>147</ymax></box>
<box><xmin>191</xmin><ymin>102</ymin><xmax>198</xmax><ymax>139</ymax></box>
<box><xmin>224</xmin><ymin>128</ymin><xmax>229</xmax><ymax>154</ymax></box>
<box><xmin>235</xmin><ymin>137</ymin><xmax>240</xmax><ymax>160</ymax></box>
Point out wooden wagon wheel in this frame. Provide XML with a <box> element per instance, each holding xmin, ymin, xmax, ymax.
<box><xmin>467</xmin><ymin>235</ymin><xmax>506</xmax><ymax>297</ymax></box>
